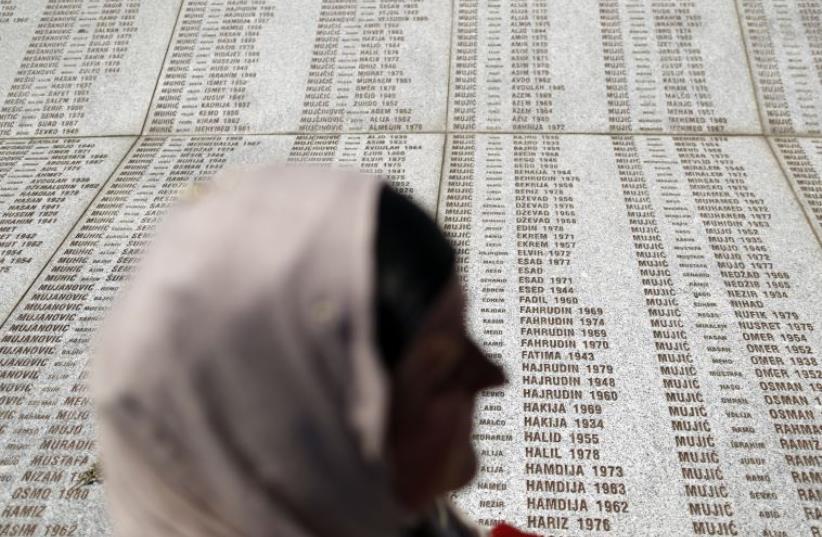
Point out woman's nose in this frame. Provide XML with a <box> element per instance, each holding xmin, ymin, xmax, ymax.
<box><xmin>466</xmin><ymin>338</ymin><xmax>508</xmax><ymax>391</ymax></box>
<box><xmin>478</xmin><ymin>358</ymin><xmax>508</xmax><ymax>390</ymax></box>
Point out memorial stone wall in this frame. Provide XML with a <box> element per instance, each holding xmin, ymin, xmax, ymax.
<box><xmin>0</xmin><ymin>1</ymin><xmax>820</xmax><ymax>536</ymax></box>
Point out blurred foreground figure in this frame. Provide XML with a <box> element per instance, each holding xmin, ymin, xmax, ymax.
<box><xmin>92</xmin><ymin>167</ymin><xmax>536</xmax><ymax>537</ymax></box>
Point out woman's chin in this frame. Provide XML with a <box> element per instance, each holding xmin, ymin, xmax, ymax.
<box><xmin>449</xmin><ymin>444</ymin><xmax>478</xmax><ymax>490</ymax></box>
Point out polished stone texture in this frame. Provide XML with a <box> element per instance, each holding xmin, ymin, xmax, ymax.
<box><xmin>0</xmin><ymin>1</ymin><xmax>820</xmax><ymax>536</ymax></box>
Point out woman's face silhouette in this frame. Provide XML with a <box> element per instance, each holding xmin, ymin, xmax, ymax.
<box><xmin>385</xmin><ymin>273</ymin><xmax>507</xmax><ymax>512</ymax></box>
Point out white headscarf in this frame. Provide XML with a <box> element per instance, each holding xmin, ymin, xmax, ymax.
<box><xmin>92</xmin><ymin>167</ymin><xmax>415</xmax><ymax>537</ymax></box>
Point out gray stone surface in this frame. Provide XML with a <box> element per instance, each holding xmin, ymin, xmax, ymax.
<box><xmin>143</xmin><ymin>0</ymin><xmax>451</xmax><ymax>135</ymax></box>
<box><xmin>439</xmin><ymin>134</ymin><xmax>822</xmax><ymax>535</ymax></box>
<box><xmin>0</xmin><ymin>1</ymin><xmax>180</xmax><ymax>137</ymax></box>
<box><xmin>738</xmin><ymin>0</ymin><xmax>822</xmax><ymax>135</ymax></box>
<box><xmin>0</xmin><ymin>133</ymin><xmax>442</xmax><ymax>533</ymax></box>
<box><xmin>0</xmin><ymin>2</ymin><xmax>821</xmax><ymax>537</ymax></box>
<box><xmin>0</xmin><ymin>137</ymin><xmax>135</xmax><ymax>322</ymax></box>
<box><xmin>449</xmin><ymin>0</ymin><xmax>762</xmax><ymax>134</ymax></box>
<box><xmin>770</xmin><ymin>137</ymin><xmax>822</xmax><ymax>243</ymax></box>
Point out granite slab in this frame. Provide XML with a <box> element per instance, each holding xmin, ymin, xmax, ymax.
<box><xmin>0</xmin><ymin>1</ymin><xmax>181</xmax><ymax>137</ymax></box>
<box><xmin>770</xmin><ymin>136</ymin><xmax>822</xmax><ymax>244</ymax></box>
<box><xmin>143</xmin><ymin>1</ymin><xmax>451</xmax><ymax>135</ymax></box>
<box><xmin>0</xmin><ymin>133</ymin><xmax>443</xmax><ymax>535</ymax></box>
<box><xmin>439</xmin><ymin>133</ymin><xmax>822</xmax><ymax>535</ymax></box>
<box><xmin>448</xmin><ymin>0</ymin><xmax>762</xmax><ymax>134</ymax></box>
<box><xmin>737</xmin><ymin>0</ymin><xmax>822</xmax><ymax>135</ymax></box>
<box><xmin>0</xmin><ymin>137</ymin><xmax>134</xmax><ymax>323</ymax></box>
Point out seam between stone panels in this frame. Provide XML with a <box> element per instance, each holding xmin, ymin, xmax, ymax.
<box><xmin>0</xmin><ymin>136</ymin><xmax>142</xmax><ymax>331</ymax></box>
<box><xmin>435</xmin><ymin>133</ymin><xmax>450</xmax><ymax>224</ymax></box>
<box><xmin>0</xmin><ymin>134</ymin><xmax>139</xmax><ymax>141</ymax></box>
<box><xmin>430</xmin><ymin>130</ymin><xmax>785</xmax><ymax>137</ymax></box>
<box><xmin>138</xmin><ymin>0</ymin><xmax>187</xmax><ymax>136</ymax></box>
<box><xmin>2</xmin><ymin>129</ymin><xmax>822</xmax><ymax>138</ymax></box>
<box><xmin>435</xmin><ymin>0</ymin><xmax>457</xmax><ymax>222</ymax></box>
<box><xmin>7</xmin><ymin>132</ymin><xmax>819</xmax><ymax>142</ymax></box>
<box><xmin>731</xmin><ymin>0</ymin><xmax>769</xmax><ymax>135</ymax></box>
<box><xmin>6</xmin><ymin>131</ymin><xmax>818</xmax><ymax>140</ymax></box>
<box><xmin>764</xmin><ymin>135</ymin><xmax>822</xmax><ymax>249</ymax></box>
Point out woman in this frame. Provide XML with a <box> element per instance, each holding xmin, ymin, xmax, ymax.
<box><xmin>91</xmin><ymin>166</ymin><xmax>536</xmax><ymax>537</ymax></box>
